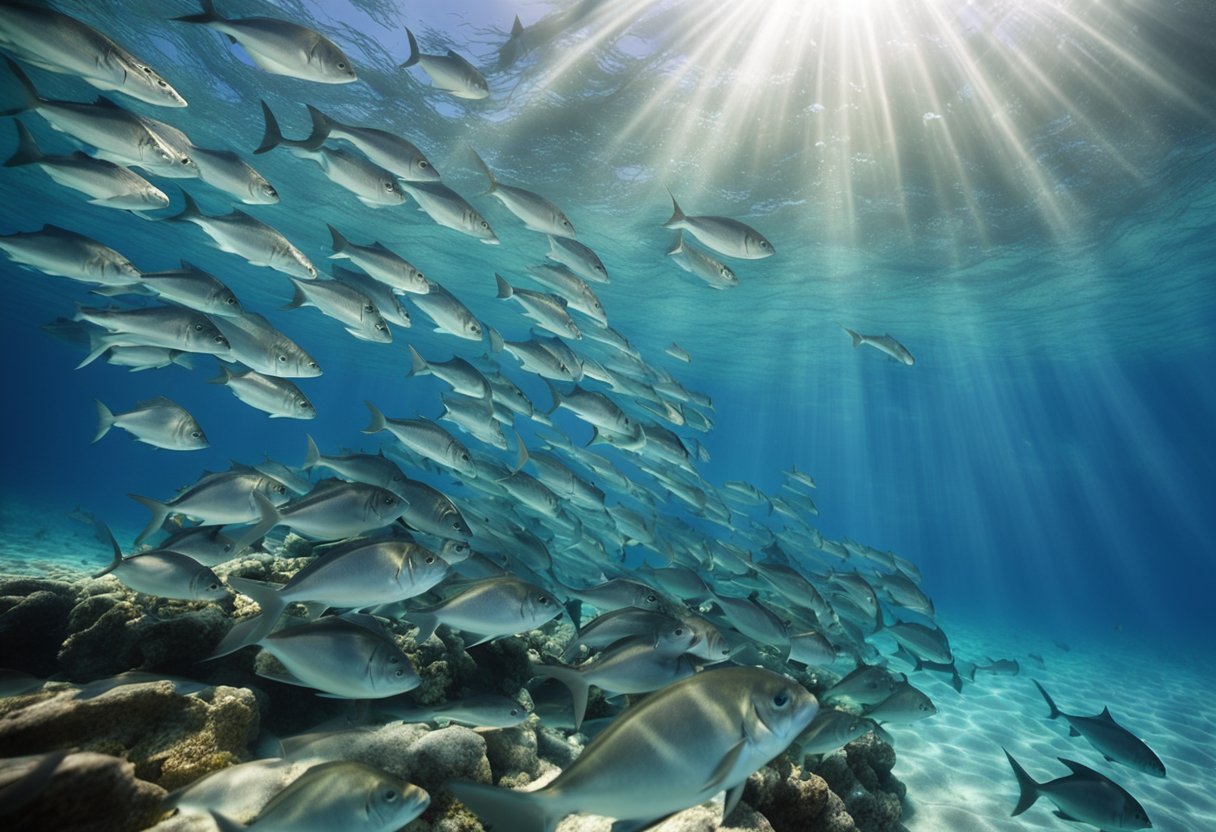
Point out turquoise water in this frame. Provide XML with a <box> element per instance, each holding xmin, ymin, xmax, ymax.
<box><xmin>1</xmin><ymin>1</ymin><xmax>1214</xmax><ymax>830</ymax></box>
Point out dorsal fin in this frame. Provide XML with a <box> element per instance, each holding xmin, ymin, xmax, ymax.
<box><xmin>1099</xmin><ymin>706</ymin><xmax>1116</xmax><ymax>722</ymax></box>
<box><xmin>1057</xmin><ymin>758</ymin><xmax>1103</xmax><ymax>779</ymax></box>
<box><xmin>93</xmin><ymin>96</ymin><xmax>121</xmax><ymax>109</ymax></box>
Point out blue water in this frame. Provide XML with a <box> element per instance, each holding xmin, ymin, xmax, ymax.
<box><xmin>1</xmin><ymin>0</ymin><xmax>1215</xmax><ymax>827</ymax></box>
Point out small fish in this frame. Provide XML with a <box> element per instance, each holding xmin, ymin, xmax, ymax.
<box><xmin>175</xmin><ymin>0</ymin><xmax>356</xmax><ymax>84</ymax></box>
<box><xmin>401</xmin><ymin>27</ymin><xmax>488</xmax><ymax>100</ymax></box>
<box><xmin>663</xmin><ymin>192</ymin><xmax>774</xmax><ymax>259</ymax></box>
<box><xmin>4</xmin><ymin>120</ymin><xmax>168</xmax><ymax>210</ymax></box>
<box><xmin>882</xmin><ymin>620</ymin><xmax>952</xmax><ymax>664</ymax></box>
<box><xmin>332</xmin><ymin>266</ymin><xmax>412</xmax><ymax>328</ymax></box>
<box><xmin>450</xmin><ymin>667</ymin><xmax>818</xmax><ymax>832</ymax></box>
<box><xmin>410</xmin><ymin>279</ymin><xmax>484</xmax><ymax>341</ymax></box>
<box><xmin>546</xmin><ymin>235</ymin><xmax>608</xmax><ymax>283</ymax></box>
<box><xmin>167</xmin><ymin>191</ymin><xmax>316</xmax><ymax>280</ymax></box>
<box><xmin>405</xmin><ymin>576</ymin><xmax>561</xmax><ymax>646</ymax></box>
<box><xmin>666</xmin><ymin>342</ymin><xmax>691</xmax><ymax>362</ymax></box>
<box><xmin>378</xmin><ymin>693</ymin><xmax>529</xmax><ymax>729</ymax></box>
<box><xmin>153</xmin><ymin>525</ymin><xmax>241</xmax><ymax>567</ymax></box>
<box><xmin>138</xmin><ymin>260</ymin><xmax>242</xmax><ymax>317</ymax></box>
<box><xmin>327</xmin><ymin>226</ymin><xmax>429</xmax><ymax>295</ymax></box>
<box><xmin>971</xmin><ymin>657</ymin><xmax>1020</xmax><ymax>678</ymax></box>
<box><xmin>1033</xmin><ymin>682</ymin><xmax>1166</xmax><ymax>776</ymax></box>
<box><xmin>822</xmin><ymin>664</ymin><xmax>899</xmax><ymax>707</ymax></box>
<box><xmin>471</xmin><ymin>148</ymin><xmax>574</xmax><ymax>236</ymax></box>
<box><xmin>841</xmin><ymin>325</ymin><xmax>915</xmax><ymax>366</ymax></box>
<box><xmin>130</xmin><ymin>466</ymin><xmax>291</xmax><ymax>544</ymax></box>
<box><xmin>93</xmin><ymin>397</ymin><xmax>208</xmax><ymax>451</ymax></box>
<box><xmin>399</xmin><ymin>180</ymin><xmax>498</xmax><ymax>244</ymax></box>
<box><xmin>667</xmin><ymin>231</ymin><xmax>737</xmax><ymax>289</ymax></box>
<box><xmin>284</xmin><ymin>277</ymin><xmax>391</xmax><ymax>343</ymax></box>
<box><xmin>0</xmin><ymin>3</ymin><xmax>186</xmax><ymax>107</ymax></box>
<box><xmin>213</xmin><ymin>311</ymin><xmax>321</xmax><ymax>378</ymax></box>
<box><xmin>524</xmin><ymin>264</ymin><xmax>606</xmax><ymax>326</ymax></box>
<box><xmin>0</xmin><ymin>224</ymin><xmax>139</xmax><ymax>285</ymax></box>
<box><xmin>301</xmin><ymin>104</ymin><xmax>439</xmax><ymax>182</ymax></box>
<box><xmin>793</xmin><ymin>709</ymin><xmax>875</xmax><ymax>759</ymax></box>
<box><xmin>864</xmin><ymin>682</ymin><xmax>936</xmax><ymax>725</ymax></box>
<box><xmin>496</xmin><ymin>274</ymin><xmax>580</xmax><ymax>339</ymax></box>
<box><xmin>1004</xmin><ymin>751</ymin><xmax>1152</xmax><ymax>831</ymax></box>
<box><xmin>75</xmin><ymin>304</ymin><xmax>230</xmax><ymax>367</ymax></box>
<box><xmin>189</xmin><ymin>144</ymin><xmax>279</xmax><ymax>205</ymax></box>
<box><xmin>93</xmin><ymin>525</ymin><xmax>226</xmax><ymax>601</ymax></box>
<box><xmin>363</xmin><ymin>402</ymin><xmax>478</xmax><ymax>480</ymax></box>
<box><xmin>408</xmin><ymin>346</ymin><xmax>491</xmax><ymax>399</ymax></box>
<box><xmin>235</xmin><ymin>480</ymin><xmax>410</xmax><ymax>549</ymax></box>
<box><xmin>209</xmin><ymin>364</ymin><xmax>316</xmax><ymax>420</ymax></box>
<box><xmin>302</xmin><ymin>436</ymin><xmax>409</xmax><ymax>493</ymax></box>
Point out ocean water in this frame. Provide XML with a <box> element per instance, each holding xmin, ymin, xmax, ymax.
<box><xmin>1</xmin><ymin>0</ymin><xmax>1215</xmax><ymax>830</ymax></box>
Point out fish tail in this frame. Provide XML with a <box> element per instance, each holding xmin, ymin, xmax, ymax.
<box><xmin>326</xmin><ymin>223</ymin><xmax>349</xmax><ymax>257</ymax></box>
<box><xmin>302</xmin><ymin>434</ymin><xmax>321</xmax><ymax>470</ymax></box>
<box><xmin>76</xmin><ymin>335</ymin><xmax>115</xmax><ymax>370</ymax></box>
<box><xmin>495</xmin><ymin>273</ymin><xmax>513</xmax><ymax>299</ymax></box>
<box><xmin>0</xmin><ymin>57</ymin><xmax>39</xmax><ymax>115</ymax></box>
<box><xmin>129</xmin><ymin>494</ymin><xmax>171</xmax><ymax>545</ymax></box>
<box><xmin>231</xmin><ymin>492</ymin><xmax>281</xmax><ymax>553</ymax></box>
<box><xmin>531</xmin><ymin>663</ymin><xmax>590</xmax><ymax>731</ymax></box>
<box><xmin>543</xmin><ymin>379</ymin><xmax>561</xmax><ymax>415</ymax></box>
<box><xmin>90</xmin><ymin>523</ymin><xmax>123</xmax><ymax>578</ymax></box>
<box><xmin>302</xmin><ymin>105</ymin><xmax>334</xmax><ymax>151</ymax></box>
<box><xmin>1003</xmin><ymin>749</ymin><xmax>1041</xmax><ymax>816</ymax></box>
<box><xmin>666</xmin><ymin>229</ymin><xmax>685</xmax><ymax>256</ymax></box>
<box><xmin>488</xmin><ymin>326</ymin><xmax>504</xmax><ymax>353</ymax></box>
<box><xmin>173</xmin><ymin>0</ymin><xmax>222</xmax><ymax>24</ymax></box>
<box><xmin>448</xmin><ymin>781</ymin><xmax>555</xmax><ymax>832</ymax></box>
<box><xmin>92</xmin><ymin>400</ymin><xmax>115</xmax><ymax>444</ymax></box>
<box><xmin>169</xmin><ymin>351</ymin><xmax>194</xmax><ymax>370</ymax></box>
<box><xmin>210</xmin><ymin>577</ymin><xmax>285</xmax><ymax>658</ymax></box>
<box><xmin>401</xmin><ymin>27</ymin><xmax>421</xmax><ymax>68</ymax></box>
<box><xmin>283</xmin><ymin>279</ymin><xmax>307</xmax><ymax>310</ymax></box>
<box><xmin>362</xmin><ymin>400</ymin><xmax>387</xmax><ymax>434</ymax></box>
<box><xmin>4</xmin><ymin>120</ymin><xmax>42</xmax><ymax>167</ymax></box>
<box><xmin>207</xmin><ymin>362</ymin><xmax>233</xmax><ymax>385</ymax></box>
<box><xmin>841</xmin><ymin>324</ymin><xmax>862</xmax><ymax>347</ymax></box>
<box><xmin>470</xmin><ymin>147</ymin><xmax>497</xmax><ymax>193</ymax></box>
<box><xmin>254</xmin><ymin>100</ymin><xmax>283</xmax><ymax>155</ymax></box>
<box><xmin>406</xmin><ymin>344</ymin><xmax>429</xmax><ymax>377</ymax></box>
<box><xmin>663</xmin><ymin>189</ymin><xmax>685</xmax><ymax>228</ymax></box>
<box><xmin>510</xmin><ymin>431</ymin><xmax>528</xmax><ymax>473</ymax></box>
<box><xmin>168</xmin><ymin>189</ymin><xmax>204</xmax><ymax>223</ymax></box>
<box><xmin>409</xmin><ymin>612</ymin><xmax>440</xmax><ymax>644</ymax></box>
<box><xmin>1032</xmin><ymin>680</ymin><xmax>1061</xmax><ymax>719</ymax></box>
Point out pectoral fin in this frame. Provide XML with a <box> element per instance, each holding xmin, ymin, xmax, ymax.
<box><xmin>701</xmin><ymin>737</ymin><xmax>747</xmax><ymax>794</ymax></box>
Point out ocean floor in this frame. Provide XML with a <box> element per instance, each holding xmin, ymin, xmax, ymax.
<box><xmin>1</xmin><ymin>500</ymin><xmax>1212</xmax><ymax>832</ymax></box>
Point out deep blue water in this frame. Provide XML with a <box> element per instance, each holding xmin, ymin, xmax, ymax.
<box><xmin>2</xmin><ymin>0</ymin><xmax>1215</xmax><ymax>660</ymax></box>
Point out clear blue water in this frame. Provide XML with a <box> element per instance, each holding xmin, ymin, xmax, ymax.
<box><xmin>1</xmin><ymin>0</ymin><xmax>1215</xmax><ymax>826</ymax></box>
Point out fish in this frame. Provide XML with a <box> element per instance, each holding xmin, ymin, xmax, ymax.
<box><xmin>401</xmin><ymin>28</ymin><xmax>489</xmax><ymax>100</ymax></box>
<box><xmin>524</xmin><ymin>264</ymin><xmax>607</xmax><ymax>326</ymax></box>
<box><xmin>490</xmin><ymin>331</ymin><xmax>578</xmax><ymax>382</ymax></box>
<box><xmin>1004</xmin><ymin>751</ymin><xmax>1152</xmax><ymax>831</ymax></box>
<box><xmin>283</xmin><ymin>276</ymin><xmax>391</xmax><ymax>343</ymax></box>
<box><xmin>449</xmin><ymin>666</ymin><xmax>818</xmax><ymax>832</ymax></box>
<box><xmin>209</xmin><ymin>364</ymin><xmax>316</xmax><ymax>420</ymax></box>
<box><xmin>138</xmin><ymin>260</ymin><xmax>242</xmax><ymax>317</ymax></box>
<box><xmin>821</xmin><ymin>664</ymin><xmax>899</xmax><ymax>707</ymax></box>
<box><xmin>881</xmin><ymin>620</ymin><xmax>952</xmax><ymax>664</ymax></box>
<box><xmin>496</xmin><ymin>274</ymin><xmax>581</xmax><ymax>339</ymax></box>
<box><xmin>410</xmin><ymin>280</ymin><xmax>484</xmax><ymax>341</ymax></box>
<box><xmin>408</xmin><ymin>346</ymin><xmax>491</xmax><ymax>399</ymax></box>
<box><xmin>93</xmin><ymin>397</ymin><xmax>208</xmax><ymax>451</ymax></box>
<box><xmin>74</xmin><ymin>304</ymin><xmax>230</xmax><ymax>368</ymax></box>
<box><xmin>0</xmin><ymin>3</ymin><xmax>186</xmax><ymax>107</ymax></box>
<box><xmin>130</xmin><ymin>466</ymin><xmax>291</xmax><ymax>545</ymax></box>
<box><xmin>326</xmin><ymin>225</ymin><xmax>428</xmax><ymax>295</ymax></box>
<box><xmin>0</xmin><ymin>224</ymin><xmax>140</xmax><ymax>285</ymax></box>
<box><xmin>302</xmin><ymin>436</ymin><xmax>409</xmax><ymax>494</ymax></box>
<box><xmin>545</xmin><ymin>382</ymin><xmax>640</xmax><ymax>440</ymax></box>
<box><xmin>667</xmin><ymin>231</ymin><xmax>738</xmax><ymax>289</ymax></box>
<box><xmin>175</xmin><ymin>0</ymin><xmax>357</xmax><ymax>84</ymax></box>
<box><xmin>188</xmin><ymin>145</ymin><xmax>279</xmax><ymax>205</ymax></box>
<box><xmin>864</xmin><ymin>682</ymin><xmax>936</xmax><ymax>725</ymax></box>
<box><xmin>332</xmin><ymin>266</ymin><xmax>412</xmax><ymax>328</ymax></box>
<box><xmin>299</xmin><ymin>105</ymin><xmax>439</xmax><ymax>182</ymax></box>
<box><xmin>1032</xmin><ymin>682</ymin><xmax>1166</xmax><ymax>776</ymax></box>
<box><xmin>234</xmin><ymin>480</ymin><xmax>410</xmax><ymax>549</ymax></box>
<box><xmin>471</xmin><ymin>149</ymin><xmax>574</xmax><ymax>236</ymax></box>
<box><xmin>4</xmin><ymin>120</ymin><xmax>169</xmax><ymax>210</ymax></box>
<box><xmin>841</xmin><ymin>325</ymin><xmax>915</xmax><ymax>366</ymax></box>
<box><xmin>93</xmin><ymin>525</ymin><xmax>226</xmax><ymax>601</ymax></box>
<box><xmin>153</xmin><ymin>525</ymin><xmax>241</xmax><ymax>567</ymax></box>
<box><xmin>167</xmin><ymin>191</ymin><xmax>316</xmax><ymax>280</ymax></box>
<box><xmin>377</xmin><ymin>692</ymin><xmax>529</xmax><ymax>729</ymax></box>
<box><xmin>970</xmin><ymin>658</ymin><xmax>1020</xmax><ymax>678</ymax></box>
<box><xmin>793</xmin><ymin>709</ymin><xmax>875</xmax><ymax>759</ymax></box>
<box><xmin>546</xmin><ymin>235</ymin><xmax>609</xmax><ymax>283</ymax></box>
<box><xmin>441</xmin><ymin>391</ymin><xmax>508</xmax><ymax>450</ymax></box>
<box><xmin>665</xmin><ymin>342</ymin><xmax>691</xmax><ymax>362</ymax></box>
<box><xmin>405</xmin><ymin>576</ymin><xmax>561</xmax><ymax>647</ymax></box>
<box><xmin>663</xmin><ymin>193</ymin><xmax>774</xmax><ymax>259</ymax></box>
<box><xmin>363</xmin><ymin>401</ymin><xmax>478</xmax><ymax>479</ymax></box>
<box><xmin>212</xmin><ymin>311</ymin><xmax>322</xmax><ymax>378</ymax></box>
<box><xmin>399</xmin><ymin>180</ymin><xmax>499</xmax><ymax>244</ymax></box>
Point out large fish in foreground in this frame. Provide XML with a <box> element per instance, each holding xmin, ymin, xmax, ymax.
<box><xmin>841</xmin><ymin>325</ymin><xmax>915</xmax><ymax>366</ymax></box>
<box><xmin>1004</xmin><ymin>750</ymin><xmax>1152</xmax><ymax>831</ymax></box>
<box><xmin>450</xmin><ymin>666</ymin><xmax>818</xmax><ymax>832</ymax></box>
<box><xmin>1033</xmin><ymin>682</ymin><xmax>1166</xmax><ymax>776</ymax></box>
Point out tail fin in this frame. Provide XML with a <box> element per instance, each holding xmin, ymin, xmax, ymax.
<box><xmin>407</xmin><ymin>344</ymin><xmax>429</xmax><ymax>377</ymax></box>
<box><xmin>283</xmin><ymin>279</ymin><xmax>308</xmax><ymax>310</ymax></box>
<box><xmin>254</xmin><ymin>99</ymin><xmax>283</xmax><ymax>155</ymax></box>
<box><xmin>91</xmin><ymin>524</ymin><xmax>124</xmax><ymax>578</ymax></box>
<box><xmin>170</xmin><ymin>351</ymin><xmax>194</xmax><ymax>370</ymax></box>
<box><xmin>207</xmin><ymin>364</ymin><xmax>233</xmax><ymax>385</ymax></box>
<box><xmin>401</xmin><ymin>28</ymin><xmax>421</xmax><ymax>68</ymax></box>
<box><xmin>173</xmin><ymin>0</ymin><xmax>223</xmax><ymax>24</ymax></box>
<box><xmin>841</xmin><ymin>325</ymin><xmax>862</xmax><ymax>348</ymax></box>
<box><xmin>92</xmin><ymin>400</ymin><xmax>115</xmax><ymax>443</ymax></box>
<box><xmin>327</xmin><ymin>223</ymin><xmax>349</xmax><ymax>257</ymax></box>
<box><xmin>0</xmin><ymin>57</ymin><xmax>40</xmax><ymax>116</ymax></box>
<box><xmin>209</xmin><ymin>577</ymin><xmax>286</xmax><ymax>658</ymax></box>
<box><xmin>663</xmin><ymin>189</ymin><xmax>686</xmax><ymax>229</ymax></box>
<box><xmin>488</xmin><ymin>327</ymin><xmax>504</xmax><ymax>353</ymax></box>
<box><xmin>1003</xmin><ymin>749</ymin><xmax>1041</xmax><ymax>816</ymax></box>
<box><xmin>4</xmin><ymin>120</ymin><xmax>42</xmax><ymax>167</ymax></box>
<box><xmin>302</xmin><ymin>434</ymin><xmax>322</xmax><ymax>470</ymax></box>
<box><xmin>495</xmin><ymin>273</ymin><xmax>513</xmax><ymax>299</ymax></box>
<box><xmin>1032</xmin><ymin>680</ymin><xmax>1061</xmax><ymax>719</ymax></box>
<box><xmin>362</xmin><ymin>400</ymin><xmax>388</xmax><ymax>434</ymax></box>
<box><xmin>543</xmin><ymin>379</ymin><xmax>561</xmax><ymax>415</ymax></box>
<box><xmin>447</xmin><ymin>781</ymin><xmax>554</xmax><ymax>832</ymax></box>
<box><xmin>168</xmin><ymin>189</ymin><xmax>205</xmax><ymax>223</ymax></box>
<box><xmin>130</xmin><ymin>494</ymin><xmax>171</xmax><ymax>545</ymax></box>
<box><xmin>302</xmin><ymin>105</ymin><xmax>334</xmax><ymax>151</ymax></box>
<box><xmin>469</xmin><ymin>148</ymin><xmax>497</xmax><ymax>193</ymax></box>
<box><xmin>231</xmin><ymin>491</ymin><xmax>281</xmax><ymax>553</ymax></box>
<box><xmin>531</xmin><ymin>664</ymin><xmax>590</xmax><ymax>731</ymax></box>
<box><xmin>408</xmin><ymin>612</ymin><xmax>440</xmax><ymax>644</ymax></box>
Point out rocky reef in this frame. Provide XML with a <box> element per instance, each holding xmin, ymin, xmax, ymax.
<box><xmin>0</xmin><ymin>563</ymin><xmax>908</xmax><ymax>832</ymax></box>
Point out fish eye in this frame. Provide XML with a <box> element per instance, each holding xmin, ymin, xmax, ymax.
<box><xmin>384</xmin><ymin>495</ymin><xmax>396</xmax><ymax>505</ymax></box>
<box><xmin>537</xmin><ymin>595</ymin><xmax>550</xmax><ymax>604</ymax></box>
<box><xmin>214</xmin><ymin>335</ymin><xmax>225</xmax><ymax>344</ymax></box>
<box><xmin>510</xmin><ymin>707</ymin><xmax>519</xmax><ymax>716</ymax></box>
<box><xmin>275</xmin><ymin>485</ymin><xmax>287</xmax><ymax>494</ymax></box>
<box><xmin>194</xmin><ymin>323</ymin><xmax>204</xmax><ymax>331</ymax></box>
<box><xmin>225</xmin><ymin>296</ymin><xmax>237</xmax><ymax>305</ymax></box>
<box><xmin>385</xmin><ymin>181</ymin><xmax>396</xmax><ymax>191</ymax></box>
<box><xmin>419</xmin><ymin>160</ymin><xmax>430</xmax><ymax>169</ymax></box>
<box><xmin>480</xmin><ymin>221</ymin><xmax>489</xmax><ymax>229</ymax></box>
<box><xmin>191</xmin><ymin>430</ymin><xmax>202</xmax><ymax>438</ymax></box>
<box><xmin>425</xmin><ymin>555</ymin><xmax>435</xmax><ymax>564</ymax></box>
<box><xmin>376</xmin><ymin>323</ymin><xmax>387</xmax><ymax>331</ymax></box>
<box><xmin>850</xmin><ymin>721</ymin><xmax>861</xmax><ymax>731</ymax></box>
<box><xmin>673</xmin><ymin>627</ymin><xmax>685</xmax><ymax>636</ymax></box>
<box><xmin>337</xmin><ymin>62</ymin><xmax>348</xmax><ymax>70</ymax></box>
<box><xmin>309</xmin><ymin>361</ymin><xmax>319</xmax><ymax>369</ymax></box>
<box><xmin>277</xmin><ymin>354</ymin><xmax>288</xmax><ymax>363</ymax></box>
<box><xmin>389</xmin><ymin>656</ymin><xmax>400</xmax><ymax>664</ymax></box>
<box><xmin>384</xmin><ymin>789</ymin><xmax>397</xmax><ymax>801</ymax></box>
<box><xmin>646</xmin><ymin>594</ymin><xmax>657</xmax><ymax>603</ymax></box>
<box><xmin>394</xmin><ymin>669</ymin><xmax>404</xmax><ymax>677</ymax></box>
<box><xmin>773</xmin><ymin>691</ymin><xmax>790</xmax><ymax>708</ymax></box>
<box><xmin>461</xmin><ymin>452</ymin><xmax>470</xmax><ymax>461</ymax></box>
<box><xmin>209</xmin><ymin>582</ymin><xmax>219</xmax><ymax>590</ymax></box>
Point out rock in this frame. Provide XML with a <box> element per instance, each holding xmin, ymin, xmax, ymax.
<box><xmin>743</xmin><ymin>766</ymin><xmax>832</xmax><ymax>832</ymax></box>
<box><xmin>403</xmin><ymin>726</ymin><xmax>493</xmax><ymax>794</ymax></box>
<box><xmin>484</xmin><ymin>724</ymin><xmax>542</xmax><ymax>782</ymax></box>
<box><xmin>5</xmin><ymin>751</ymin><xmax>166</xmax><ymax>832</ymax></box>
<box><xmin>0</xmin><ymin>588</ymin><xmax>74</xmax><ymax>676</ymax></box>
<box><xmin>811</xmin><ymin>734</ymin><xmax>905</xmax><ymax>832</ymax></box>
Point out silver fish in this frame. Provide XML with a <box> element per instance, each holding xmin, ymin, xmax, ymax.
<box><xmin>284</xmin><ymin>277</ymin><xmax>391</xmax><ymax>343</ymax></box>
<box><xmin>74</xmin><ymin>304</ymin><xmax>229</xmax><ymax>367</ymax></box>
<box><xmin>302</xmin><ymin>436</ymin><xmax>409</xmax><ymax>493</ymax></box>
<box><xmin>302</xmin><ymin>104</ymin><xmax>439</xmax><ymax>182</ymax></box>
<box><xmin>130</xmin><ymin>466</ymin><xmax>291</xmax><ymax>544</ymax></box>
<box><xmin>93</xmin><ymin>526</ymin><xmax>225</xmax><ymax>601</ymax></box>
<box><xmin>362</xmin><ymin>401</ymin><xmax>478</xmax><ymax>479</ymax></box>
<box><xmin>665</xmin><ymin>342</ymin><xmax>691</xmax><ymax>362</ymax></box>
<box><xmin>471</xmin><ymin>149</ymin><xmax>573</xmax><ymax>236</ymax></box>
<box><xmin>326</xmin><ymin>225</ymin><xmax>428</xmax><ymax>295</ymax></box>
<box><xmin>841</xmin><ymin>325</ymin><xmax>915</xmax><ymax>365</ymax></box>
<box><xmin>237</xmin><ymin>480</ymin><xmax>410</xmax><ymax>547</ymax></box>
<box><xmin>663</xmin><ymin>193</ymin><xmax>774</xmax><ymax>259</ymax></box>
<box><xmin>168</xmin><ymin>191</ymin><xmax>316</xmax><ymax>279</ymax></box>
<box><xmin>524</xmin><ymin>264</ymin><xmax>606</xmax><ymax>326</ymax></box>
<box><xmin>93</xmin><ymin>397</ymin><xmax>208</xmax><ymax>451</ymax></box>
<box><xmin>1033</xmin><ymin>682</ymin><xmax>1166</xmax><ymax>776</ymax></box>
<box><xmin>213</xmin><ymin>311</ymin><xmax>321</xmax><ymax>378</ymax></box>
<box><xmin>1005</xmin><ymin>751</ymin><xmax>1151</xmax><ymax>831</ymax></box>
<box><xmin>411</xmin><ymin>279</ymin><xmax>484</xmax><ymax>341</ymax></box>
<box><xmin>864</xmin><ymin>682</ymin><xmax>936</xmax><ymax>725</ymax></box>
<box><xmin>138</xmin><ymin>260</ymin><xmax>242</xmax><ymax>317</ymax></box>
<box><xmin>405</xmin><ymin>576</ymin><xmax>561</xmax><ymax>646</ymax></box>
<box><xmin>401</xmin><ymin>28</ymin><xmax>488</xmax><ymax>100</ymax></box>
<box><xmin>408</xmin><ymin>346</ymin><xmax>490</xmax><ymax>398</ymax></box>
<box><xmin>0</xmin><ymin>4</ymin><xmax>186</xmax><ymax>107</ymax></box>
<box><xmin>189</xmin><ymin>145</ymin><xmax>279</xmax><ymax>205</ymax></box>
<box><xmin>378</xmin><ymin>693</ymin><xmax>528</xmax><ymax>729</ymax></box>
<box><xmin>793</xmin><ymin>708</ymin><xmax>874</xmax><ymax>758</ymax></box>
<box><xmin>175</xmin><ymin>0</ymin><xmax>356</xmax><ymax>84</ymax></box>
<box><xmin>495</xmin><ymin>274</ymin><xmax>580</xmax><ymax>339</ymax></box>
<box><xmin>667</xmin><ymin>230</ymin><xmax>737</xmax><ymax>289</ymax></box>
<box><xmin>400</xmin><ymin>180</ymin><xmax>498</xmax><ymax>244</ymax></box>
<box><xmin>209</xmin><ymin>365</ymin><xmax>316</xmax><ymax>420</ymax></box>
<box><xmin>332</xmin><ymin>265</ymin><xmax>412</xmax><ymax>328</ymax></box>
<box><xmin>0</xmin><ymin>224</ymin><xmax>139</xmax><ymax>285</ymax></box>
<box><xmin>546</xmin><ymin>235</ymin><xmax>608</xmax><ymax>283</ymax></box>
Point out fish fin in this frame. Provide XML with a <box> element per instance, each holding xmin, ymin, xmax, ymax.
<box><xmin>207</xmin><ymin>812</ymin><xmax>243</xmax><ymax>832</ymax></box>
<box><xmin>214</xmin><ymin>577</ymin><xmax>286</xmax><ymax>656</ymax></box>
<box><xmin>1052</xmin><ymin>811</ymin><xmax>1084</xmax><ymax>823</ymax></box>
<box><xmin>326</xmin><ymin>223</ymin><xmax>349</xmax><ymax>255</ymax></box>
<box><xmin>531</xmin><ymin>664</ymin><xmax>589</xmax><ymax>731</ymax></box>
<box><xmin>1031</xmin><ymin>680</ymin><xmax>1061</xmax><ymax>719</ymax></box>
<box><xmin>495</xmin><ymin>272</ymin><xmax>513</xmax><ymax>299</ymax></box>
<box><xmin>207</xmin><ymin>363</ymin><xmax>233</xmax><ymax>385</ymax></box>
<box><xmin>0</xmin><ymin>57</ymin><xmax>38</xmax><ymax>115</ymax></box>
<box><xmin>702</xmin><ymin>737</ymin><xmax>747</xmax><ymax>793</ymax></box>
<box><xmin>1003</xmin><ymin>748</ymin><xmax>1040</xmax><ymax>816</ymax></box>
<box><xmin>723</xmin><ymin>782</ymin><xmax>746</xmax><ymax>821</ymax></box>
<box><xmin>168</xmin><ymin>189</ymin><xmax>204</xmax><ymax>223</ymax></box>
<box><xmin>666</xmin><ymin>230</ymin><xmax>685</xmax><ymax>256</ymax></box>
<box><xmin>301</xmin><ymin>104</ymin><xmax>332</xmax><ymax>150</ymax></box>
<box><xmin>254</xmin><ymin>99</ymin><xmax>282</xmax><ymax>154</ymax></box>
<box><xmin>129</xmin><ymin>494</ymin><xmax>172</xmax><ymax>545</ymax></box>
<box><xmin>840</xmin><ymin>324</ymin><xmax>862</xmax><ymax>347</ymax></box>
<box><xmin>302</xmin><ymin>434</ymin><xmax>321</xmax><ymax>470</ymax></box>
<box><xmin>448</xmin><ymin>781</ymin><xmax>555</xmax><ymax>832</ymax></box>
<box><xmin>406</xmin><ymin>344</ymin><xmax>428</xmax><ymax>377</ymax></box>
<box><xmin>173</xmin><ymin>0</ymin><xmax>222</xmax><ymax>24</ymax></box>
<box><xmin>662</xmin><ymin>188</ymin><xmax>685</xmax><ymax>228</ymax></box>
<box><xmin>401</xmin><ymin>28</ymin><xmax>421</xmax><ymax>68</ymax></box>
<box><xmin>1098</xmin><ymin>706</ymin><xmax>1116</xmax><ymax>722</ymax></box>
<box><xmin>408</xmin><ymin>612</ymin><xmax>440</xmax><ymax>645</ymax></box>
<box><xmin>362</xmin><ymin>400</ymin><xmax>387</xmax><ymax>434</ymax></box>
<box><xmin>4</xmin><ymin>119</ymin><xmax>41</xmax><ymax>167</ymax></box>
<box><xmin>92</xmin><ymin>400</ymin><xmax>115</xmax><ymax>443</ymax></box>
<box><xmin>543</xmin><ymin>378</ymin><xmax>561</xmax><ymax>414</ymax></box>
<box><xmin>488</xmin><ymin>326</ymin><xmax>504</xmax><ymax>352</ymax></box>
<box><xmin>511</xmin><ymin>431</ymin><xmax>528</xmax><ymax>473</ymax></box>
<box><xmin>470</xmin><ymin>147</ymin><xmax>496</xmax><ymax>193</ymax></box>
<box><xmin>283</xmin><ymin>280</ymin><xmax>308</xmax><ymax>310</ymax></box>
<box><xmin>90</xmin><ymin>524</ymin><xmax>124</xmax><ymax>578</ymax></box>
<box><xmin>1068</xmin><ymin>726</ymin><xmax>1081</xmax><ymax>737</ymax></box>
<box><xmin>301</xmin><ymin>601</ymin><xmax>330</xmax><ymax>620</ymax></box>
<box><xmin>510</xmin><ymin>15</ymin><xmax>525</xmax><ymax>37</ymax></box>
<box><xmin>231</xmin><ymin>491</ymin><xmax>281</xmax><ymax>553</ymax></box>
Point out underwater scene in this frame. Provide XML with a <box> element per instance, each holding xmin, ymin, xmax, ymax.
<box><xmin>1</xmin><ymin>0</ymin><xmax>1214</xmax><ymax>830</ymax></box>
